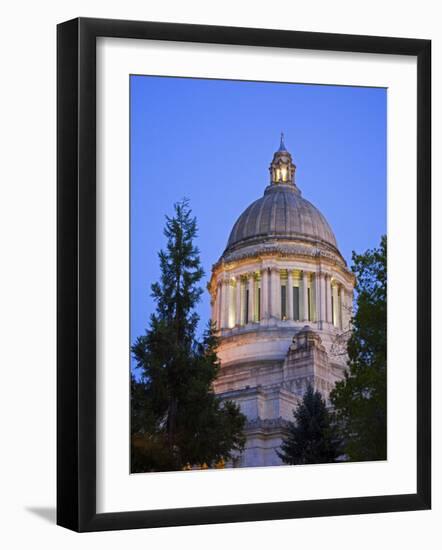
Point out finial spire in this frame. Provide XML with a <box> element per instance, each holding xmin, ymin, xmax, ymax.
<box><xmin>269</xmin><ymin>133</ymin><xmax>297</xmax><ymax>187</ymax></box>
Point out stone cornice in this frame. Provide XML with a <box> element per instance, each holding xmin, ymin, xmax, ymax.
<box><xmin>245</xmin><ymin>417</ymin><xmax>291</xmax><ymax>431</ymax></box>
<box><xmin>219</xmin><ymin>242</ymin><xmax>344</xmax><ymax>266</ymax></box>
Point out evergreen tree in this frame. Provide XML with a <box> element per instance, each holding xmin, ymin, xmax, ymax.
<box><xmin>131</xmin><ymin>199</ymin><xmax>245</xmax><ymax>472</ymax></box>
<box><xmin>277</xmin><ymin>385</ymin><xmax>341</xmax><ymax>465</ymax></box>
<box><xmin>330</xmin><ymin>236</ymin><xmax>387</xmax><ymax>461</ymax></box>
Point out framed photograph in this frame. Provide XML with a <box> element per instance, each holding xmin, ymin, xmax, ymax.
<box><xmin>57</xmin><ymin>17</ymin><xmax>431</xmax><ymax>532</ymax></box>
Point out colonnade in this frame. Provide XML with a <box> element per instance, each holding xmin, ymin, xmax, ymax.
<box><xmin>213</xmin><ymin>268</ymin><xmax>350</xmax><ymax>331</ymax></box>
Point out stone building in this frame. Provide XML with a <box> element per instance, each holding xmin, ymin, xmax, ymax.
<box><xmin>208</xmin><ymin>135</ymin><xmax>355</xmax><ymax>467</ymax></box>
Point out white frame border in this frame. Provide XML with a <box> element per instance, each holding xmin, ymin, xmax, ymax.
<box><xmin>96</xmin><ymin>37</ymin><xmax>417</xmax><ymax>514</ymax></box>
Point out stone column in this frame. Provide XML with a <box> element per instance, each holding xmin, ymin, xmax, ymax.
<box><xmin>287</xmin><ymin>270</ymin><xmax>293</xmax><ymax>320</ymax></box>
<box><xmin>221</xmin><ymin>279</ymin><xmax>230</xmax><ymax>329</ymax></box>
<box><xmin>218</xmin><ymin>282</ymin><xmax>224</xmax><ymax>328</ymax></box>
<box><xmin>332</xmin><ymin>283</ymin><xmax>339</xmax><ymax>327</ymax></box>
<box><xmin>248</xmin><ymin>274</ymin><xmax>255</xmax><ymax>323</ymax></box>
<box><xmin>339</xmin><ymin>286</ymin><xmax>344</xmax><ymax>329</ymax></box>
<box><xmin>302</xmin><ymin>271</ymin><xmax>309</xmax><ymax>321</ymax></box>
<box><xmin>270</xmin><ymin>267</ymin><xmax>281</xmax><ymax>320</ymax></box>
<box><xmin>219</xmin><ymin>280</ymin><xmax>225</xmax><ymax>328</ymax></box>
<box><xmin>320</xmin><ymin>273</ymin><xmax>326</xmax><ymax>325</ymax></box>
<box><xmin>214</xmin><ymin>283</ymin><xmax>221</xmax><ymax>329</ymax></box>
<box><xmin>326</xmin><ymin>275</ymin><xmax>333</xmax><ymax>323</ymax></box>
<box><xmin>235</xmin><ymin>277</ymin><xmax>242</xmax><ymax>326</ymax></box>
<box><xmin>347</xmin><ymin>288</ymin><xmax>353</xmax><ymax>324</ymax></box>
<box><xmin>261</xmin><ymin>268</ymin><xmax>269</xmax><ymax>321</ymax></box>
<box><xmin>314</xmin><ymin>272</ymin><xmax>321</xmax><ymax>323</ymax></box>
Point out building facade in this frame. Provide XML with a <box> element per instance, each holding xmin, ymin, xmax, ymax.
<box><xmin>209</xmin><ymin>136</ymin><xmax>355</xmax><ymax>467</ymax></box>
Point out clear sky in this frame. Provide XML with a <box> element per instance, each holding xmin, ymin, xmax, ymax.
<box><xmin>130</xmin><ymin>75</ymin><xmax>386</xmax><ymax>353</ymax></box>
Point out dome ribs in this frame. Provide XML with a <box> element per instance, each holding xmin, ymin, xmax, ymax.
<box><xmin>225</xmin><ymin>186</ymin><xmax>337</xmax><ymax>254</ymax></box>
<box><xmin>274</xmin><ymin>189</ymin><xmax>286</xmax><ymax>236</ymax></box>
<box><xmin>246</xmin><ymin>199</ymin><xmax>263</xmax><ymax>241</ymax></box>
<box><xmin>253</xmin><ymin>193</ymin><xmax>266</xmax><ymax>239</ymax></box>
<box><xmin>287</xmin><ymin>192</ymin><xmax>300</xmax><ymax>235</ymax></box>
<box><xmin>259</xmin><ymin>190</ymin><xmax>273</xmax><ymax>236</ymax></box>
<box><xmin>282</xmin><ymin>187</ymin><xmax>289</xmax><ymax>234</ymax></box>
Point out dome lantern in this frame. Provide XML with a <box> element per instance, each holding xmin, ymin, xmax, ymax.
<box><xmin>269</xmin><ymin>133</ymin><xmax>296</xmax><ymax>186</ymax></box>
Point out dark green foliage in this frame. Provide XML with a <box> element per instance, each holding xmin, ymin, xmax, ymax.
<box><xmin>131</xmin><ymin>199</ymin><xmax>245</xmax><ymax>472</ymax></box>
<box><xmin>330</xmin><ymin>235</ymin><xmax>387</xmax><ymax>461</ymax></box>
<box><xmin>277</xmin><ymin>385</ymin><xmax>341</xmax><ymax>465</ymax></box>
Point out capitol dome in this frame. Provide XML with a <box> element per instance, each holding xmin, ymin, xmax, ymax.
<box><xmin>226</xmin><ymin>183</ymin><xmax>338</xmax><ymax>253</ymax></box>
<box><xmin>209</xmin><ymin>135</ymin><xmax>355</xmax><ymax>468</ymax></box>
<box><xmin>220</xmin><ymin>133</ymin><xmax>341</xmax><ymax>264</ymax></box>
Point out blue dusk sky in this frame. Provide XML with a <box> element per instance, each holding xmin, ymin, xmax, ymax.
<box><xmin>130</xmin><ymin>75</ymin><xmax>386</xmax><ymax>351</ymax></box>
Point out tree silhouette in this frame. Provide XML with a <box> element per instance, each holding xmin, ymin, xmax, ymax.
<box><xmin>131</xmin><ymin>199</ymin><xmax>245</xmax><ymax>472</ymax></box>
<box><xmin>278</xmin><ymin>385</ymin><xmax>341</xmax><ymax>465</ymax></box>
<box><xmin>331</xmin><ymin>236</ymin><xmax>387</xmax><ymax>461</ymax></box>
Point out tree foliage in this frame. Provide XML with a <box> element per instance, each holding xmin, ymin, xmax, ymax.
<box><xmin>330</xmin><ymin>235</ymin><xmax>387</xmax><ymax>461</ymax></box>
<box><xmin>277</xmin><ymin>385</ymin><xmax>341</xmax><ymax>465</ymax></box>
<box><xmin>131</xmin><ymin>199</ymin><xmax>245</xmax><ymax>472</ymax></box>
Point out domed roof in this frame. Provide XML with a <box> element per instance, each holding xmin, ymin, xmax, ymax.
<box><xmin>226</xmin><ymin>184</ymin><xmax>337</xmax><ymax>253</ymax></box>
<box><xmin>219</xmin><ymin>136</ymin><xmax>341</xmax><ymax>264</ymax></box>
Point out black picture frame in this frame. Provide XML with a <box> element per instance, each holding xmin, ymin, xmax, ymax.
<box><xmin>57</xmin><ymin>17</ymin><xmax>431</xmax><ymax>532</ymax></box>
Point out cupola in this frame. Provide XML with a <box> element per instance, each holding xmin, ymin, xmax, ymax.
<box><xmin>269</xmin><ymin>133</ymin><xmax>296</xmax><ymax>186</ymax></box>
